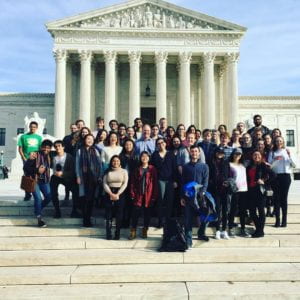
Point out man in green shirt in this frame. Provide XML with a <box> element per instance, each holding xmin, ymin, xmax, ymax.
<box><xmin>18</xmin><ymin>121</ymin><xmax>42</xmax><ymax>201</ymax></box>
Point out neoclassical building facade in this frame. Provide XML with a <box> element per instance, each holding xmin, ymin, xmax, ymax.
<box><xmin>46</xmin><ymin>0</ymin><xmax>246</xmax><ymax>138</ymax></box>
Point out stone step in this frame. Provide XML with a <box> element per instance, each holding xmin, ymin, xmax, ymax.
<box><xmin>0</xmin><ymin>206</ymin><xmax>73</xmax><ymax>217</ymax></box>
<box><xmin>0</xmin><ymin>263</ymin><xmax>299</xmax><ymax>285</ymax></box>
<box><xmin>1</xmin><ymin>223</ymin><xmax>300</xmax><ymax>238</ymax></box>
<box><xmin>0</xmin><ymin>283</ymin><xmax>188</xmax><ymax>300</ymax></box>
<box><xmin>0</xmin><ymin>215</ymin><xmax>298</xmax><ymax>227</ymax></box>
<box><xmin>1</xmin><ymin>247</ymin><xmax>300</xmax><ymax>267</ymax></box>
<box><xmin>1</xmin><ymin>282</ymin><xmax>300</xmax><ymax>300</ymax></box>
<box><xmin>187</xmin><ymin>282</ymin><xmax>300</xmax><ymax>300</ymax></box>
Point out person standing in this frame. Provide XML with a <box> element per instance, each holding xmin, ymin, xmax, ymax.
<box><xmin>63</xmin><ymin>124</ymin><xmax>78</xmax><ymax>155</ymax></box>
<box><xmin>247</xmin><ymin>151</ymin><xmax>275</xmax><ymax>237</ymax></box>
<box><xmin>181</xmin><ymin>145</ymin><xmax>209</xmax><ymax>247</ymax></box>
<box><xmin>92</xmin><ymin>116</ymin><xmax>105</xmax><ymax>138</ymax></box>
<box><xmin>268</xmin><ymin>136</ymin><xmax>296</xmax><ymax>227</ymax></box>
<box><xmin>23</xmin><ymin>140</ymin><xmax>53</xmax><ymax>227</ymax></box>
<box><xmin>103</xmin><ymin>155</ymin><xmax>128</xmax><ymax>240</ymax></box>
<box><xmin>229</xmin><ymin>148</ymin><xmax>250</xmax><ymax>237</ymax></box>
<box><xmin>76</xmin><ymin>134</ymin><xmax>102</xmax><ymax>227</ymax></box>
<box><xmin>129</xmin><ymin>152</ymin><xmax>158</xmax><ymax>240</ymax></box>
<box><xmin>50</xmin><ymin>140</ymin><xmax>80</xmax><ymax>218</ymax></box>
<box><xmin>198</xmin><ymin>129</ymin><xmax>216</xmax><ymax>163</ymax></box>
<box><xmin>208</xmin><ymin>147</ymin><xmax>232</xmax><ymax>240</ymax></box>
<box><xmin>18</xmin><ymin>121</ymin><xmax>43</xmax><ymax>201</ymax></box>
<box><xmin>151</xmin><ymin>138</ymin><xmax>177</xmax><ymax>228</ymax></box>
<box><xmin>135</xmin><ymin>124</ymin><xmax>156</xmax><ymax>156</ymax></box>
<box><xmin>247</xmin><ymin>114</ymin><xmax>270</xmax><ymax>136</ymax></box>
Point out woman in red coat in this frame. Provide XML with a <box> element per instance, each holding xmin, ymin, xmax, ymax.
<box><xmin>129</xmin><ymin>151</ymin><xmax>158</xmax><ymax>240</ymax></box>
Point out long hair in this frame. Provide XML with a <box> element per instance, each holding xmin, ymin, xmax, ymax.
<box><xmin>107</xmin><ymin>155</ymin><xmax>121</xmax><ymax>172</ymax></box>
<box><xmin>120</xmin><ymin>139</ymin><xmax>135</xmax><ymax>156</ymax></box>
<box><xmin>272</xmin><ymin>136</ymin><xmax>286</xmax><ymax>152</ymax></box>
<box><xmin>139</xmin><ymin>151</ymin><xmax>151</xmax><ymax>166</ymax></box>
<box><xmin>107</xmin><ymin>132</ymin><xmax>119</xmax><ymax>146</ymax></box>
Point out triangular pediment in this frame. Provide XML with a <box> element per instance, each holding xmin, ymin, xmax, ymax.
<box><xmin>46</xmin><ymin>0</ymin><xmax>246</xmax><ymax>32</ymax></box>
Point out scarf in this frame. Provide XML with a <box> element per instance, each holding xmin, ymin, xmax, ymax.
<box><xmin>80</xmin><ymin>146</ymin><xmax>101</xmax><ymax>183</ymax></box>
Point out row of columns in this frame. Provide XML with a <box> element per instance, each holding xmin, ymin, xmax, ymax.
<box><xmin>53</xmin><ymin>49</ymin><xmax>239</xmax><ymax>138</ymax></box>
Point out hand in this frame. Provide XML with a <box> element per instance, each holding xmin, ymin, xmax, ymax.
<box><xmin>180</xmin><ymin>198</ymin><xmax>186</xmax><ymax>207</ymax></box>
<box><xmin>257</xmin><ymin>179</ymin><xmax>264</xmax><ymax>185</ymax></box>
<box><xmin>29</xmin><ymin>152</ymin><xmax>37</xmax><ymax>160</ymax></box>
<box><xmin>173</xmin><ymin>182</ymin><xmax>178</xmax><ymax>189</ymax></box>
<box><xmin>77</xmin><ymin>177</ymin><xmax>81</xmax><ymax>185</ymax></box>
<box><xmin>274</xmin><ymin>156</ymin><xmax>283</xmax><ymax>161</ymax></box>
<box><xmin>55</xmin><ymin>171</ymin><xmax>63</xmax><ymax>177</ymax></box>
<box><xmin>110</xmin><ymin>194</ymin><xmax>119</xmax><ymax>201</ymax></box>
<box><xmin>38</xmin><ymin>165</ymin><xmax>46</xmax><ymax>174</ymax></box>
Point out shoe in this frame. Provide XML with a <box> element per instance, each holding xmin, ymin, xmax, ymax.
<box><xmin>53</xmin><ymin>210</ymin><xmax>61</xmax><ymax>219</ymax></box>
<box><xmin>252</xmin><ymin>232</ymin><xmax>264</xmax><ymax>238</ymax></box>
<box><xmin>23</xmin><ymin>195</ymin><xmax>31</xmax><ymax>201</ymax></box>
<box><xmin>83</xmin><ymin>219</ymin><xmax>93</xmax><ymax>227</ymax></box>
<box><xmin>128</xmin><ymin>228</ymin><xmax>136</xmax><ymax>240</ymax></box>
<box><xmin>142</xmin><ymin>227</ymin><xmax>148</xmax><ymax>239</ymax></box>
<box><xmin>228</xmin><ymin>228</ymin><xmax>236</xmax><ymax>238</ymax></box>
<box><xmin>215</xmin><ymin>230</ymin><xmax>221</xmax><ymax>240</ymax></box>
<box><xmin>274</xmin><ymin>220</ymin><xmax>280</xmax><ymax>228</ymax></box>
<box><xmin>70</xmin><ymin>210</ymin><xmax>82</xmax><ymax>218</ymax></box>
<box><xmin>221</xmin><ymin>231</ymin><xmax>230</xmax><ymax>240</ymax></box>
<box><xmin>38</xmin><ymin>219</ymin><xmax>47</xmax><ymax>228</ymax></box>
<box><xmin>240</xmin><ymin>229</ymin><xmax>251</xmax><ymax>238</ymax></box>
<box><xmin>198</xmin><ymin>235</ymin><xmax>209</xmax><ymax>242</ymax></box>
<box><xmin>156</xmin><ymin>219</ymin><xmax>163</xmax><ymax>229</ymax></box>
<box><xmin>281</xmin><ymin>222</ymin><xmax>287</xmax><ymax>228</ymax></box>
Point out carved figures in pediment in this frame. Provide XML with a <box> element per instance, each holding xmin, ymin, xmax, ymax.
<box><xmin>145</xmin><ymin>6</ymin><xmax>153</xmax><ymax>27</ymax></box>
<box><xmin>74</xmin><ymin>4</ymin><xmax>224</xmax><ymax>30</ymax></box>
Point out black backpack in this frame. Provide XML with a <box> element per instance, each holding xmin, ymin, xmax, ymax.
<box><xmin>158</xmin><ymin>218</ymin><xmax>187</xmax><ymax>252</ymax></box>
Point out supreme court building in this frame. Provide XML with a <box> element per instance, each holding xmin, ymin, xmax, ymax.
<box><xmin>46</xmin><ymin>0</ymin><xmax>246</xmax><ymax>138</ymax></box>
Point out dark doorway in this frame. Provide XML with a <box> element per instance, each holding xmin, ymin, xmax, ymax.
<box><xmin>141</xmin><ymin>108</ymin><xmax>156</xmax><ymax>125</ymax></box>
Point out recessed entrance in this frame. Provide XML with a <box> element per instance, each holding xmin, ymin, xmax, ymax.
<box><xmin>141</xmin><ymin>107</ymin><xmax>156</xmax><ymax>125</ymax></box>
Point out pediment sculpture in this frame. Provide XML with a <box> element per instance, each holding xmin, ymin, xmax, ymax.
<box><xmin>63</xmin><ymin>4</ymin><xmax>229</xmax><ymax>31</ymax></box>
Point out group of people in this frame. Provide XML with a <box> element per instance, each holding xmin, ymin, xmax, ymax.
<box><xmin>18</xmin><ymin>115</ymin><xmax>296</xmax><ymax>247</ymax></box>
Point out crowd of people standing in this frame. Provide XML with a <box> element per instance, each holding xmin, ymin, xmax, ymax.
<box><xmin>18</xmin><ymin>114</ymin><xmax>296</xmax><ymax>247</ymax></box>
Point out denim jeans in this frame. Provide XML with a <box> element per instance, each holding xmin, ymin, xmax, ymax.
<box><xmin>32</xmin><ymin>182</ymin><xmax>52</xmax><ymax>217</ymax></box>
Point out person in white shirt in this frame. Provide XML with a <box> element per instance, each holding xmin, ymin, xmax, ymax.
<box><xmin>229</xmin><ymin>148</ymin><xmax>250</xmax><ymax>237</ymax></box>
<box><xmin>101</xmin><ymin>132</ymin><xmax>123</xmax><ymax>171</ymax></box>
<box><xmin>268</xmin><ymin>136</ymin><xmax>296</xmax><ymax>227</ymax></box>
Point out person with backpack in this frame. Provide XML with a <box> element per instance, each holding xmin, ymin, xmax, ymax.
<box><xmin>181</xmin><ymin>145</ymin><xmax>209</xmax><ymax>248</ymax></box>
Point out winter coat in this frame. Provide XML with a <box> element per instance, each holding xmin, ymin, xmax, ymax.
<box><xmin>130</xmin><ymin>165</ymin><xmax>158</xmax><ymax>208</ymax></box>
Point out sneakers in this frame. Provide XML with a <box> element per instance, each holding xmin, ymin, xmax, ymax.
<box><xmin>37</xmin><ymin>218</ymin><xmax>47</xmax><ymax>228</ymax></box>
<box><xmin>221</xmin><ymin>231</ymin><xmax>230</xmax><ymax>240</ymax></box>
<box><xmin>215</xmin><ymin>230</ymin><xmax>221</xmax><ymax>240</ymax></box>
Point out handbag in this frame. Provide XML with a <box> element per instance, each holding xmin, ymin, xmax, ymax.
<box><xmin>20</xmin><ymin>175</ymin><xmax>36</xmax><ymax>193</ymax></box>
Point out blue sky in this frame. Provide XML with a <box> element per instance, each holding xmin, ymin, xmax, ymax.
<box><xmin>0</xmin><ymin>0</ymin><xmax>299</xmax><ymax>95</ymax></box>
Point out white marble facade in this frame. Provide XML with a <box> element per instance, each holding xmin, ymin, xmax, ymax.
<box><xmin>47</xmin><ymin>0</ymin><xmax>246</xmax><ymax>138</ymax></box>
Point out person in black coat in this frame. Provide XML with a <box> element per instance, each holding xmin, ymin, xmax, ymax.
<box><xmin>246</xmin><ymin>150</ymin><xmax>275</xmax><ymax>238</ymax></box>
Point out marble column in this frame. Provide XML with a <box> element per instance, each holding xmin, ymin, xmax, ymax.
<box><xmin>226</xmin><ymin>52</ymin><xmax>240</xmax><ymax>131</ymax></box>
<box><xmin>217</xmin><ymin>64</ymin><xmax>226</xmax><ymax>125</ymax></box>
<box><xmin>128</xmin><ymin>51</ymin><xmax>141</xmax><ymax>125</ymax></box>
<box><xmin>79</xmin><ymin>50</ymin><xmax>93</xmax><ymax>128</ymax></box>
<box><xmin>104</xmin><ymin>50</ymin><xmax>117</xmax><ymax>129</ymax></box>
<box><xmin>155</xmin><ymin>51</ymin><xmax>168</xmax><ymax>123</ymax></box>
<box><xmin>202</xmin><ymin>52</ymin><xmax>216</xmax><ymax>129</ymax></box>
<box><xmin>53</xmin><ymin>49</ymin><xmax>68</xmax><ymax>138</ymax></box>
<box><xmin>198</xmin><ymin>63</ymin><xmax>205</xmax><ymax>129</ymax></box>
<box><xmin>178</xmin><ymin>52</ymin><xmax>192</xmax><ymax>127</ymax></box>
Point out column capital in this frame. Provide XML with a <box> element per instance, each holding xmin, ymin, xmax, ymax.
<box><xmin>178</xmin><ymin>52</ymin><xmax>192</xmax><ymax>64</ymax></box>
<box><xmin>53</xmin><ymin>49</ymin><xmax>68</xmax><ymax>62</ymax></box>
<box><xmin>128</xmin><ymin>50</ymin><xmax>142</xmax><ymax>64</ymax></box>
<box><xmin>225</xmin><ymin>52</ymin><xmax>240</xmax><ymax>63</ymax></box>
<box><xmin>104</xmin><ymin>50</ymin><xmax>117</xmax><ymax>64</ymax></box>
<box><xmin>79</xmin><ymin>50</ymin><xmax>93</xmax><ymax>62</ymax></box>
<box><xmin>203</xmin><ymin>52</ymin><xmax>216</xmax><ymax>64</ymax></box>
<box><xmin>155</xmin><ymin>51</ymin><xmax>168</xmax><ymax>64</ymax></box>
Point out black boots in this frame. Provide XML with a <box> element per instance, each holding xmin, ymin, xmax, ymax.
<box><xmin>106</xmin><ymin>220</ymin><xmax>112</xmax><ymax>240</ymax></box>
